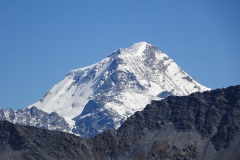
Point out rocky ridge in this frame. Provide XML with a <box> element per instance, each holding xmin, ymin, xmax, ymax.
<box><xmin>0</xmin><ymin>85</ymin><xmax>239</xmax><ymax>160</ymax></box>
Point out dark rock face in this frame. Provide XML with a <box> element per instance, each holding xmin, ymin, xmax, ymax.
<box><xmin>0</xmin><ymin>85</ymin><xmax>240</xmax><ymax>160</ymax></box>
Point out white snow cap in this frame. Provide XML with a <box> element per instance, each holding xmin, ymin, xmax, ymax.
<box><xmin>129</xmin><ymin>41</ymin><xmax>148</xmax><ymax>49</ymax></box>
<box><xmin>125</xmin><ymin>41</ymin><xmax>148</xmax><ymax>55</ymax></box>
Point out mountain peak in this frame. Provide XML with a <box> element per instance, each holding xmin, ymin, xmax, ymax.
<box><xmin>124</xmin><ymin>41</ymin><xmax>149</xmax><ymax>56</ymax></box>
<box><xmin>107</xmin><ymin>41</ymin><xmax>150</xmax><ymax>58</ymax></box>
<box><xmin>27</xmin><ymin>42</ymin><xmax>210</xmax><ymax>137</ymax></box>
<box><xmin>129</xmin><ymin>41</ymin><xmax>148</xmax><ymax>49</ymax></box>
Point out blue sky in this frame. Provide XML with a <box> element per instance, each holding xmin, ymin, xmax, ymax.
<box><xmin>1</xmin><ymin>1</ymin><xmax>239</xmax><ymax>110</ymax></box>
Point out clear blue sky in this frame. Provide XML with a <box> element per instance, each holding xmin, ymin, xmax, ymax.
<box><xmin>1</xmin><ymin>1</ymin><xmax>239</xmax><ymax>110</ymax></box>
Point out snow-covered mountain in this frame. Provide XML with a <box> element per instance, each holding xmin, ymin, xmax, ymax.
<box><xmin>25</xmin><ymin>42</ymin><xmax>210</xmax><ymax>137</ymax></box>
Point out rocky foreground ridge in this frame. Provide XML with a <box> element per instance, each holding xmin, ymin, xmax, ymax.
<box><xmin>0</xmin><ymin>85</ymin><xmax>239</xmax><ymax>160</ymax></box>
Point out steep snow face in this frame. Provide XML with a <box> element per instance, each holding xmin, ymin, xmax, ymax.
<box><xmin>29</xmin><ymin>51</ymin><xmax>119</xmax><ymax>126</ymax></box>
<box><xmin>28</xmin><ymin>42</ymin><xmax>210</xmax><ymax>136</ymax></box>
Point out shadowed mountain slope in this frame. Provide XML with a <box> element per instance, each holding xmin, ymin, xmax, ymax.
<box><xmin>0</xmin><ymin>85</ymin><xmax>239</xmax><ymax>160</ymax></box>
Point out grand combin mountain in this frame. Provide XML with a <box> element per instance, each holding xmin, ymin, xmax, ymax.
<box><xmin>1</xmin><ymin>42</ymin><xmax>210</xmax><ymax>137</ymax></box>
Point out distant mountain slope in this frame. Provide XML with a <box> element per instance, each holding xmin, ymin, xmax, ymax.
<box><xmin>0</xmin><ymin>106</ymin><xmax>70</xmax><ymax>132</ymax></box>
<box><xmin>1</xmin><ymin>85</ymin><xmax>239</xmax><ymax>160</ymax></box>
<box><xmin>27</xmin><ymin>42</ymin><xmax>210</xmax><ymax>137</ymax></box>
